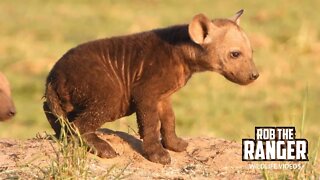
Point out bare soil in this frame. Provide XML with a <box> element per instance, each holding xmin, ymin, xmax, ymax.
<box><xmin>0</xmin><ymin>129</ymin><xmax>274</xmax><ymax>179</ymax></box>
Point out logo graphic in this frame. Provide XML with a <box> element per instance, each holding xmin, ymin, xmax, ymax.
<box><xmin>242</xmin><ymin>127</ymin><xmax>308</xmax><ymax>161</ymax></box>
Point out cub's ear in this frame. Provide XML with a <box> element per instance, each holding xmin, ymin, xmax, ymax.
<box><xmin>230</xmin><ymin>9</ymin><xmax>244</xmax><ymax>25</ymax></box>
<box><xmin>188</xmin><ymin>13</ymin><xmax>217</xmax><ymax>45</ymax></box>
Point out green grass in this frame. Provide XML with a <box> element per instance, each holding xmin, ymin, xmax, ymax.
<box><xmin>261</xmin><ymin>88</ymin><xmax>319</xmax><ymax>179</ymax></box>
<box><xmin>0</xmin><ymin>116</ymin><xmax>130</xmax><ymax>179</ymax></box>
<box><xmin>44</xmin><ymin>117</ymin><xmax>91</xmax><ymax>179</ymax></box>
<box><xmin>0</xmin><ymin>0</ymin><xmax>319</xmax><ymax>163</ymax></box>
<box><xmin>38</xmin><ymin>117</ymin><xmax>130</xmax><ymax>179</ymax></box>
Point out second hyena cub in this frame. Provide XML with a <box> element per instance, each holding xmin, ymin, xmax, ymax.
<box><xmin>0</xmin><ymin>72</ymin><xmax>16</xmax><ymax>121</ymax></box>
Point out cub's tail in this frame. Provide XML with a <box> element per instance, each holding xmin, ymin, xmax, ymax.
<box><xmin>43</xmin><ymin>83</ymin><xmax>67</xmax><ymax>136</ymax></box>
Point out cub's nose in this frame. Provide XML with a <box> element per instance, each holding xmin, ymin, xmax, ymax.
<box><xmin>250</xmin><ymin>72</ymin><xmax>259</xmax><ymax>80</ymax></box>
<box><xmin>7</xmin><ymin>108</ymin><xmax>16</xmax><ymax>117</ymax></box>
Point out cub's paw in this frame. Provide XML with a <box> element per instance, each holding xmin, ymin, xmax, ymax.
<box><xmin>91</xmin><ymin>140</ymin><xmax>117</xmax><ymax>158</ymax></box>
<box><xmin>84</xmin><ymin>133</ymin><xmax>117</xmax><ymax>158</ymax></box>
<box><xmin>162</xmin><ymin>137</ymin><xmax>188</xmax><ymax>152</ymax></box>
<box><xmin>145</xmin><ymin>147</ymin><xmax>171</xmax><ymax>165</ymax></box>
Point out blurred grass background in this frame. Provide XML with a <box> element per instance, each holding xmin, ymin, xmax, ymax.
<box><xmin>0</xmin><ymin>0</ymin><xmax>319</xmax><ymax>151</ymax></box>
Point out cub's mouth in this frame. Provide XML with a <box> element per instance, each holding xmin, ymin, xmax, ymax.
<box><xmin>0</xmin><ymin>96</ymin><xmax>16</xmax><ymax>121</ymax></box>
<box><xmin>223</xmin><ymin>72</ymin><xmax>255</xmax><ymax>86</ymax></box>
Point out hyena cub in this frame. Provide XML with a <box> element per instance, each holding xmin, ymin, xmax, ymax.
<box><xmin>0</xmin><ymin>72</ymin><xmax>16</xmax><ymax>121</ymax></box>
<box><xmin>43</xmin><ymin>10</ymin><xmax>258</xmax><ymax>164</ymax></box>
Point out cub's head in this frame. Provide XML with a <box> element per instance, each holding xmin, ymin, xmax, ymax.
<box><xmin>188</xmin><ymin>9</ymin><xmax>259</xmax><ymax>85</ymax></box>
<box><xmin>0</xmin><ymin>73</ymin><xmax>16</xmax><ymax>121</ymax></box>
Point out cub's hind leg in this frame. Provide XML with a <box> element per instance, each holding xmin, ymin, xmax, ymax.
<box><xmin>72</xmin><ymin>109</ymin><xmax>117</xmax><ymax>158</ymax></box>
<box><xmin>82</xmin><ymin>132</ymin><xmax>117</xmax><ymax>158</ymax></box>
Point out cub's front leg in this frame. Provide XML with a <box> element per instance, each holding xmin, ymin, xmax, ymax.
<box><xmin>135</xmin><ymin>98</ymin><xmax>171</xmax><ymax>164</ymax></box>
<box><xmin>158</xmin><ymin>98</ymin><xmax>188</xmax><ymax>152</ymax></box>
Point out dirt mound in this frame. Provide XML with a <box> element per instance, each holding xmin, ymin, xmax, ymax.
<box><xmin>0</xmin><ymin>129</ymin><xmax>262</xmax><ymax>179</ymax></box>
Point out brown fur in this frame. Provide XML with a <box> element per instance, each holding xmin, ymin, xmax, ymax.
<box><xmin>43</xmin><ymin>10</ymin><xmax>258</xmax><ymax>164</ymax></box>
<box><xmin>0</xmin><ymin>72</ymin><xmax>16</xmax><ymax>121</ymax></box>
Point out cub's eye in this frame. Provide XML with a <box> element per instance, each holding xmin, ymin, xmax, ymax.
<box><xmin>230</xmin><ymin>51</ymin><xmax>241</xmax><ymax>59</ymax></box>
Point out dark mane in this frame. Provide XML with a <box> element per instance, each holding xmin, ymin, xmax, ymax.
<box><xmin>152</xmin><ymin>24</ymin><xmax>192</xmax><ymax>45</ymax></box>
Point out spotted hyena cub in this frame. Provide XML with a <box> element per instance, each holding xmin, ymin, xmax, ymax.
<box><xmin>0</xmin><ymin>72</ymin><xmax>16</xmax><ymax>121</ymax></box>
<box><xmin>44</xmin><ymin>10</ymin><xmax>258</xmax><ymax>164</ymax></box>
